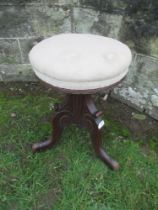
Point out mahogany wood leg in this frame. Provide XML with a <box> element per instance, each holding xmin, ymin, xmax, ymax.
<box><xmin>84</xmin><ymin>115</ymin><xmax>119</xmax><ymax>170</ymax></box>
<box><xmin>32</xmin><ymin>110</ymin><xmax>72</xmax><ymax>153</ymax></box>
<box><xmin>84</xmin><ymin>96</ymin><xmax>119</xmax><ymax>170</ymax></box>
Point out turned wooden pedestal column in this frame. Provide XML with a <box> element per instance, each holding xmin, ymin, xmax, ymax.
<box><xmin>32</xmin><ymin>94</ymin><xmax>119</xmax><ymax>170</ymax></box>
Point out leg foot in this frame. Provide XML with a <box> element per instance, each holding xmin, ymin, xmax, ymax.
<box><xmin>32</xmin><ymin>137</ymin><xmax>54</xmax><ymax>153</ymax></box>
<box><xmin>97</xmin><ymin>148</ymin><xmax>119</xmax><ymax>170</ymax></box>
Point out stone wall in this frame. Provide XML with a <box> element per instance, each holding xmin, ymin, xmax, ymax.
<box><xmin>0</xmin><ymin>0</ymin><xmax>158</xmax><ymax>120</ymax></box>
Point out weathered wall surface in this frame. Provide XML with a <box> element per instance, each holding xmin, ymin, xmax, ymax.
<box><xmin>0</xmin><ymin>0</ymin><xmax>158</xmax><ymax>120</ymax></box>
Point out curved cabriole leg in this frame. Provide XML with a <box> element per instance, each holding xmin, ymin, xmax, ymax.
<box><xmin>32</xmin><ymin>111</ymin><xmax>71</xmax><ymax>153</ymax></box>
<box><xmin>85</xmin><ymin>116</ymin><xmax>119</xmax><ymax>170</ymax></box>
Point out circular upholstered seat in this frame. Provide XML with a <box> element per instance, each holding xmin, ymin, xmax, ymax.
<box><xmin>29</xmin><ymin>33</ymin><xmax>132</xmax><ymax>92</ymax></box>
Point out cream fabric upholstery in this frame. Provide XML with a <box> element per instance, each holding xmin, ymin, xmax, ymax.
<box><xmin>29</xmin><ymin>33</ymin><xmax>132</xmax><ymax>91</ymax></box>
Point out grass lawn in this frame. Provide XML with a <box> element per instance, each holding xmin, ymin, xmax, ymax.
<box><xmin>0</xmin><ymin>83</ymin><xmax>158</xmax><ymax>210</ymax></box>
